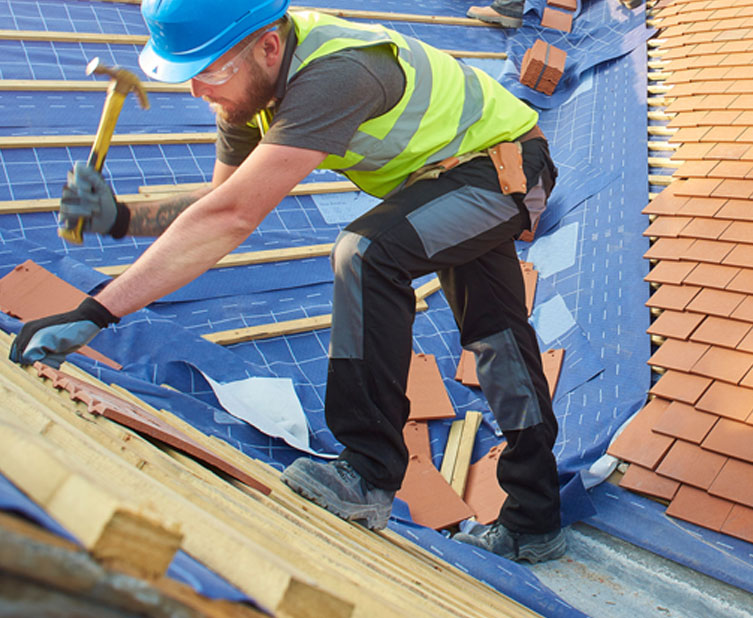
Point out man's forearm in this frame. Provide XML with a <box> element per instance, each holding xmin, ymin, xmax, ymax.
<box><xmin>123</xmin><ymin>187</ymin><xmax>212</xmax><ymax>236</ymax></box>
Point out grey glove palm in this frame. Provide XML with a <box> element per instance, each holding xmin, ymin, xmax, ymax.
<box><xmin>59</xmin><ymin>162</ymin><xmax>130</xmax><ymax>237</ymax></box>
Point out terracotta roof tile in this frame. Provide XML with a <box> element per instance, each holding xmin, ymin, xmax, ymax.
<box><xmin>619</xmin><ymin>464</ymin><xmax>680</xmax><ymax>501</ymax></box>
<box><xmin>540</xmin><ymin>7</ymin><xmax>572</xmax><ymax>32</ymax></box>
<box><xmin>676</xmin><ymin>196</ymin><xmax>726</xmax><ymax>217</ymax></box>
<box><xmin>702</xmin><ymin>417</ymin><xmax>753</xmax><ymax>462</ymax></box>
<box><xmin>649</xmin><ymin>370</ymin><xmax>713</xmax><ymax>404</ymax></box>
<box><xmin>721</xmin><ymin>504</ymin><xmax>753</xmax><ymax>543</ymax></box>
<box><xmin>607</xmin><ymin>398</ymin><xmax>674</xmax><ymax>469</ymax></box>
<box><xmin>682</xmin><ymin>239</ymin><xmax>736</xmax><ymax>263</ymax></box>
<box><xmin>644</xmin><ymin>216</ymin><xmax>694</xmax><ymax>238</ymax></box>
<box><xmin>716</xmin><ymin>198</ymin><xmax>753</xmax><ymax>221</ymax></box>
<box><xmin>667</xmin><ymin>111</ymin><xmax>712</xmax><ymax>128</ymax></box>
<box><xmin>673</xmin><ymin>160</ymin><xmax>718</xmax><ymax>178</ymax></box>
<box><xmin>652</xmin><ymin>400</ymin><xmax>718</xmax><ymax>443</ymax></box>
<box><xmin>730</xmin><ymin>294</ymin><xmax>753</xmax><ymax>323</ymax></box>
<box><xmin>704</xmin><ymin>142</ymin><xmax>751</xmax><ymax>159</ymax></box>
<box><xmin>648</xmin><ymin>338</ymin><xmax>710</xmax><ymax>372</ymax></box>
<box><xmin>666</xmin><ymin>484</ymin><xmax>734</xmax><ymax>530</ymax></box>
<box><xmin>736</xmin><ymin>328</ymin><xmax>753</xmax><ymax>353</ymax></box>
<box><xmin>673</xmin><ymin>177</ymin><xmax>723</xmax><ymax>197</ymax></box>
<box><xmin>644</xmin><ymin>237</ymin><xmax>696</xmax><ymax>261</ymax></box>
<box><xmin>690</xmin><ymin>345</ymin><xmax>753</xmax><ymax>383</ymax></box>
<box><xmin>707</xmin><ymin>160</ymin><xmax>753</xmax><ymax>178</ymax></box>
<box><xmin>702</xmin><ymin>126</ymin><xmax>746</xmax><ymax>145</ymax></box>
<box><xmin>708</xmin><ymin>458</ymin><xmax>753</xmax><ymax>507</ymax></box>
<box><xmin>679</xmin><ymin>217</ymin><xmax>731</xmax><ymax>240</ymax></box>
<box><xmin>646</xmin><ymin>309</ymin><xmax>705</xmax><ymax>340</ymax></box>
<box><xmin>740</xmin><ymin>367</ymin><xmax>753</xmax><ymax>389</ymax></box>
<box><xmin>719</xmin><ymin>220</ymin><xmax>753</xmax><ymax>243</ymax></box>
<box><xmin>727</xmin><ymin>268</ymin><xmax>753</xmax><ymax>294</ymax></box>
<box><xmin>671</xmin><ymin>126</ymin><xmax>711</xmax><ymax>143</ymax></box>
<box><xmin>655</xmin><ymin>440</ymin><xmax>727</xmax><ymax>488</ymax></box>
<box><xmin>672</xmin><ymin>143</ymin><xmax>715</xmax><ymax>161</ymax></box>
<box><xmin>722</xmin><ymin>243</ymin><xmax>753</xmax><ymax>268</ymax></box>
<box><xmin>646</xmin><ymin>283</ymin><xmax>702</xmax><ymax>310</ymax></box>
<box><xmin>684</xmin><ymin>262</ymin><xmax>740</xmax><ymax>288</ymax></box>
<box><xmin>645</xmin><ymin>261</ymin><xmax>697</xmax><ymax>285</ymax></box>
<box><xmin>685</xmin><ymin>287</ymin><xmax>746</xmax><ymax>316</ymax></box>
<box><xmin>696</xmin><ymin>380</ymin><xmax>753</xmax><ymax>421</ymax></box>
<box><xmin>689</xmin><ymin>315</ymin><xmax>752</xmax><ymax>347</ymax></box>
<box><xmin>710</xmin><ymin>178</ymin><xmax>753</xmax><ymax>198</ymax></box>
<box><xmin>643</xmin><ymin>188</ymin><xmax>689</xmax><ymax>216</ymax></box>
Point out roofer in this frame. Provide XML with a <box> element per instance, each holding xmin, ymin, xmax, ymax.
<box><xmin>10</xmin><ymin>0</ymin><xmax>565</xmax><ymax>562</ymax></box>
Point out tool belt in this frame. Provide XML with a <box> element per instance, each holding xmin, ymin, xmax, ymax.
<box><xmin>404</xmin><ymin>125</ymin><xmax>547</xmax><ymax>241</ymax></box>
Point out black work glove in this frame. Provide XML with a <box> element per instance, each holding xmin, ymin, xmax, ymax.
<box><xmin>9</xmin><ymin>297</ymin><xmax>120</xmax><ymax>368</ymax></box>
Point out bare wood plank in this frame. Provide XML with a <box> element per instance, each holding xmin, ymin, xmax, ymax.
<box><xmin>450</xmin><ymin>411</ymin><xmax>483</xmax><ymax>497</ymax></box>
<box><xmin>294</xmin><ymin>7</ymin><xmax>489</xmax><ymax>26</ymax></box>
<box><xmin>139</xmin><ymin>179</ymin><xmax>358</xmax><ymax>196</ymax></box>
<box><xmin>439</xmin><ymin>420</ymin><xmax>464</xmax><ymax>484</ymax></box>
<box><xmin>0</xmin><ymin>29</ymin><xmax>148</xmax><ymax>44</ymax></box>
<box><xmin>0</xmin><ymin>132</ymin><xmax>216</xmax><ymax>149</ymax></box>
<box><xmin>96</xmin><ymin>243</ymin><xmax>334</xmax><ymax>277</ymax></box>
<box><xmin>0</xmin><ymin>79</ymin><xmax>190</xmax><ymax>92</ymax></box>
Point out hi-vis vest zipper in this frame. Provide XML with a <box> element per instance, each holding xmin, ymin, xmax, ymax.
<box><xmin>288</xmin><ymin>10</ymin><xmax>538</xmax><ymax>198</ymax></box>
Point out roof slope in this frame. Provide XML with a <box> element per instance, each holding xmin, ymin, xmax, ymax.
<box><xmin>609</xmin><ymin>0</ymin><xmax>753</xmax><ymax>544</ymax></box>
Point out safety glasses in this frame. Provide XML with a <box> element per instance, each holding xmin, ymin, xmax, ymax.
<box><xmin>193</xmin><ymin>27</ymin><xmax>277</xmax><ymax>86</ymax></box>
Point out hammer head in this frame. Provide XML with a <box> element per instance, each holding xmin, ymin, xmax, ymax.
<box><xmin>86</xmin><ymin>57</ymin><xmax>150</xmax><ymax>110</ymax></box>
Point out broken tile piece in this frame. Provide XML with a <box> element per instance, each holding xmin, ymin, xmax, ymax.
<box><xmin>666</xmin><ymin>484</ymin><xmax>734</xmax><ymax>531</ymax></box>
<box><xmin>406</xmin><ymin>353</ymin><xmax>456</xmax><ymax>421</ymax></box>
<box><xmin>463</xmin><ymin>443</ymin><xmax>508</xmax><ymax>525</ymax></box>
<box><xmin>395</xmin><ymin>454</ymin><xmax>474</xmax><ymax>530</ymax></box>
<box><xmin>619</xmin><ymin>464</ymin><xmax>680</xmax><ymax>501</ymax></box>
<box><xmin>607</xmin><ymin>398</ymin><xmax>674</xmax><ymax>469</ymax></box>
<box><xmin>655</xmin><ymin>440</ymin><xmax>727</xmax><ymax>489</ymax></box>
<box><xmin>652</xmin><ymin>401</ymin><xmax>718</xmax><ymax>443</ymax></box>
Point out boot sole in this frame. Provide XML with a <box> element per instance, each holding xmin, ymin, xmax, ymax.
<box><xmin>281</xmin><ymin>467</ymin><xmax>392</xmax><ymax>531</ymax></box>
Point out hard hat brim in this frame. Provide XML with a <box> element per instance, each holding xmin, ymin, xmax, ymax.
<box><xmin>139</xmin><ymin>39</ymin><xmax>216</xmax><ymax>84</ymax></box>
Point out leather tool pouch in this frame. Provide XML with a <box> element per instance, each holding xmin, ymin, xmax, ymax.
<box><xmin>488</xmin><ymin>141</ymin><xmax>526</xmax><ymax>195</ymax></box>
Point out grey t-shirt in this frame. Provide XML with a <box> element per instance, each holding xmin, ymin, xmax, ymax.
<box><xmin>215</xmin><ymin>44</ymin><xmax>406</xmax><ymax>167</ymax></box>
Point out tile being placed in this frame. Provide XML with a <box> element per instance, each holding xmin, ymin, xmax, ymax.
<box><xmin>606</xmin><ymin>398</ymin><xmax>675</xmax><ymax>469</ymax></box>
<box><xmin>666</xmin><ymin>484</ymin><xmax>734</xmax><ymax>531</ymax></box>
<box><xmin>652</xmin><ymin>400</ymin><xmax>718</xmax><ymax>443</ymax></box>
<box><xmin>0</xmin><ymin>260</ymin><xmax>121</xmax><ymax>370</ymax></box>
<box><xmin>649</xmin><ymin>370</ymin><xmax>712</xmax><ymax>405</ymax></box>
<box><xmin>618</xmin><ymin>464</ymin><xmax>680</xmax><ymax>501</ymax></box>
<box><xmin>655</xmin><ymin>440</ymin><xmax>727</xmax><ymax>489</ymax></box>
<box><xmin>708</xmin><ymin>458</ymin><xmax>753</xmax><ymax>508</ymax></box>
<box><xmin>702</xmin><ymin>417</ymin><xmax>753</xmax><ymax>463</ymax></box>
<box><xmin>721</xmin><ymin>504</ymin><xmax>753</xmax><ymax>544</ymax></box>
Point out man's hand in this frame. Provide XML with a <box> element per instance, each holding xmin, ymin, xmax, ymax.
<box><xmin>9</xmin><ymin>297</ymin><xmax>120</xmax><ymax>368</ymax></box>
<box><xmin>60</xmin><ymin>162</ymin><xmax>131</xmax><ymax>238</ymax></box>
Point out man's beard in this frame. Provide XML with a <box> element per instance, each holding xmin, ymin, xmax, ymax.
<box><xmin>209</xmin><ymin>62</ymin><xmax>275</xmax><ymax>126</ymax></box>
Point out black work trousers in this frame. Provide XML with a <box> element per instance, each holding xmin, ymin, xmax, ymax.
<box><xmin>325</xmin><ymin>138</ymin><xmax>561</xmax><ymax>533</ymax></box>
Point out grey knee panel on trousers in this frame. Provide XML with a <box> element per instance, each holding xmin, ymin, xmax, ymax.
<box><xmin>466</xmin><ymin>330</ymin><xmax>544</xmax><ymax>431</ymax></box>
<box><xmin>330</xmin><ymin>230</ymin><xmax>372</xmax><ymax>359</ymax></box>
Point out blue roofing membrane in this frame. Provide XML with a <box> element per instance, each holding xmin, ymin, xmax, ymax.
<box><xmin>2</xmin><ymin>0</ymin><xmax>752</xmax><ymax>614</ymax></box>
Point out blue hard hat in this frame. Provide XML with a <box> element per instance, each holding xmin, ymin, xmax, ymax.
<box><xmin>139</xmin><ymin>0</ymin><xmax>290</xmax><ymax>83</ymax></box>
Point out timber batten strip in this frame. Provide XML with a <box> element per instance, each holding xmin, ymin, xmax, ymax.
<box><xmin>0</xmin><ymin>132</ymin><xmax>216</xmax><ymax>149</ymax></box>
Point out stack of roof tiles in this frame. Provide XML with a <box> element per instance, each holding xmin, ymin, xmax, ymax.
<box><xmin>519</xmin><ymin>39</ymin><xmax>567</xmax><ymax>95</ymax></box>
<box><xmin>607</xmin><ymin>0</ymin><xmax>753</xmax><ymax>545</ymax></box>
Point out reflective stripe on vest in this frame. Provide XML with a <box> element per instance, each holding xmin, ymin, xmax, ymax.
<box><xmin>289</xmin><ymin>10</ymin><xmax>538</xmax><ymax>197</ymax></box>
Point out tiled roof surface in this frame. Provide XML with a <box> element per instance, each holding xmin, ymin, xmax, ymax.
<box><xmin>608</xmin><ymin>0</ymin><xmax>753</xmax><ymax>544</ymax></box>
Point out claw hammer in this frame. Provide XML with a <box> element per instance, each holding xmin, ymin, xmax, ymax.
<box><xmin>59</xmin><ymin>57</ymin><xmax>150</xmax><ymax>244</ymax></box>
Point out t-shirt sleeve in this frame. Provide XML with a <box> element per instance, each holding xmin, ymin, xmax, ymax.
<box><xmin>215</xmin><ymin>116</ymin><xmax>262</xmax><ymax>167</ymax></box>
<box><xmin>262</xmin><ymin>44</ymin><xmax>405</xmax><ymax>156</ymax></box>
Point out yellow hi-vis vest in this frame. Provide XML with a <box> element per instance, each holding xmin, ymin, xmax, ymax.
<box><xmin>288</xmin><ymin>10</ymin><xmax>538</xmax><ymax>198</ymax></box>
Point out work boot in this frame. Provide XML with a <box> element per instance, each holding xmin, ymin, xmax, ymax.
<box><xmin>467</xmin><ymin>4</ymin><xmax>524</xmax><ymax>28</ymax></box>
<box><xmin>453</xmin><ymin>522</ymin><xmax>566</xmax><ymax>563</ymax></box>
<box><xmin>281</xmin><ymin>458</ymin><xmax>395</xmax><ymax>530</ymax></box>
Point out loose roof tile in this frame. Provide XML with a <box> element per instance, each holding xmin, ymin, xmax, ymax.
<box><xmin>463</xmin><ymin>444</ymin><xmax>508</xmax><ymax>525</ymax></box>
<box><xmin>406</xmin><ymin>353</ymin><xmax>456</xmax><ymax>421</ymax></box>
<box><xmin>540</xmin><ymin>7</ymin><xmax>573</xmax><ymax>32</ymax></box>
<box><xmin>655</xmin><ymin>440</ymin><xmax>727</xmax><ymax>488</ymax></box>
